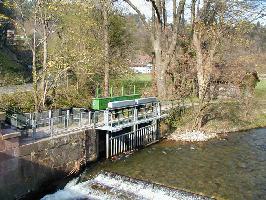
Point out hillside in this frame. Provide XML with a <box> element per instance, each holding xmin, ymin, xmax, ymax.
<box><xmin>0</xmin><ymin>47</ymin><xmax>30</xmax><ymax>86</ymax></box>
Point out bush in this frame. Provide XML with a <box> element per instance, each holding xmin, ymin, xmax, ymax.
<box><xmin>0</xmin><ymin>92</ymin><xmax>35</xmax><ymax>113</ymax></box>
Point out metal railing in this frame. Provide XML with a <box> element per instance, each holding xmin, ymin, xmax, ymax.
<box><xmin>8</xmin><ymin>100</ymin><xmax>166</xmax><ymax>141</ymax></box>
<box><xmin>9</xmin><ymin>110</ymin><xmax>105</xmax><ymax>140</ymax></box>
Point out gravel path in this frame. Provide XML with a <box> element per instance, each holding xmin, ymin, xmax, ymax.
<box><xmin>0</xmin><ymin>83</ymin><xmax>32</xmax><ymax>95</ymax></box>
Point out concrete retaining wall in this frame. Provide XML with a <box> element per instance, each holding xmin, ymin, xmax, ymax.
<box><xmin>0</xmin><ymin>129</ymin><xmax>97</xmax><ymax>199</ymax></box>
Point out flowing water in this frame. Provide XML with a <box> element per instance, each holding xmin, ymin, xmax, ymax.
<box><xmin>42</xmin><ymin>128</ymin><xmax>266</xmax><ymax>200</ymax></box>
<box><xmin>41</xmin><ymin>172</ymin><xmax>211</xmax><ymax>200</ymax></box>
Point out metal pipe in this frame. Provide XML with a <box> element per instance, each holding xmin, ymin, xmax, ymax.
<box><xmin>96</xmin><ymin>86</ymin><xmax>99</xmax><ymax>98</ymax></box>
<box><xmin>121</xmin><ymin>86</ymin><xmax>124</xmax><ymax>96</ymax></box>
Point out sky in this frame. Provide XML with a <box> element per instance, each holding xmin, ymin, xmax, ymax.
<box><xmin>116</xmin><ymin>0</ymin><xmax>176</xmax><ymax>21</ymax></box>
<box><xmin>116</xmin><ymin>0</ymin><xmax>266</xmax><ymax>25</ymax></box>
<box><xmin>115</xmin><ymin>0</ymin><xmax>193</xmax><ymax>23</ymax></box>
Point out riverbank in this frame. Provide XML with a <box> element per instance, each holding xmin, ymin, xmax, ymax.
<box><xmin>168</xmin><ymin>123</ymin><xmax>266</xmax><ymax>143</ymax></box>
<box><xmin>167</xmin><ymin>111</ymin><xmax>266</xmax><ymax>142</ymax></box>
<box><xmin>166</xmin><ymin>97</ymin><xmax>266</xmax><ymax>142</ymax></box>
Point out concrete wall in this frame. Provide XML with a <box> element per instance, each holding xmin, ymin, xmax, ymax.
<box><xmin>0</xmin><ymin>129</ymin><xmax>97</xmax><ymax>199</ymax></box>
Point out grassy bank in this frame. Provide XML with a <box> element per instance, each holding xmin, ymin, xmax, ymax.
<box><xmin>110</xmin><ymin>74</ymin><xmax>152</xmax><ymax>96</ymax></box>
<box><xmin>167</xmin><ymin>79</ymin><xmax>266</xmax><ymax>135</ymax></box>
<box><xmin>255</xmin><ymin>79</ymin><xmax>266</xmax><ymax>100</ymax></box>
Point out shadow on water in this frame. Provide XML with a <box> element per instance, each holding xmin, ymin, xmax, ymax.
<box><xmin>79</xmin><ymin>128</ymin><xmax>266</xmax><ymax>200</ymax></box>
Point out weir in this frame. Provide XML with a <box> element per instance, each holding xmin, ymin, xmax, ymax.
<box><xmin>3</xmin><ymin>97</ymin><xmax>165</xmax><ymax>159</ymax></box>
<box><xmin>0</xmin><ymin>97</ymin><xmax>169</xmax><ymax>198</ymax></box>
<box><xmin>1</xmin><ymin>97</ymin><xmax>165</xmax><ymax>159</ymax></box>
<box><xmin>96</xmin><ymin>97</ymin><xmax>163</xmax><ymax>158</ymax></box>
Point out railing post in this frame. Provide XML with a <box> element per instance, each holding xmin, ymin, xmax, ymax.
<box><xmin>133</xmin><ymin>106</ymin><xmax>138</xmax><ymax>148</ymax></box>
<box><xmin>94</xmin><ymin>111</ymin><xmax>97</xmax><ymax>126</ymax></box>
<box><xmin>79</xmin><ymin>112</ymin><xmax>82</xmax><ymax>127</ymax></box>
<box><xmin>106</xmin><ymin>132</ymin><xmax>109</xmax><ymax>158</ymax></box>
<box><xmin>49</xmin><ymin>110</ymin><xmax>52</xmax><ymax>133</ymax></box>
<box><xmin>110</xmin><ymin>111</ymin><xmax>113</xmax><ymax>128</ymax></box>
<box><xmin>32</xmin><ymin>112</ymin><xmax>36</xmax><ymax>140</ymax></box>
<box><xmin>15</xmin><ymin>114</ymin><xmax>18</xmax><ymax>128</ymax></box>
<box><xmin>51</xmin><ymin>117</ymin><xmax>53</xmax><ymax>137</ymax></box>
<box><xmin>66</xmin><ymin>110</ymin><xmax>70</xmax><ymax>128</ymax></box>
<box><xmin>157</xmin><ymin>102</ymin><xmax>161</xmax><ymax>117</ymax></box>
<box><xmin>104</xmin><ymin>110</ymin><xmax>109</xmax><ymax>127</ymax></box>
<box><xmin>88</xmin><ymin>111</ymin><xmax>91</xmax><ymax>126</ymax></box>
<box><xmin>64</xmin><ymin>116</ymin><xmax>66</xmax><ymax>129</ymax></box>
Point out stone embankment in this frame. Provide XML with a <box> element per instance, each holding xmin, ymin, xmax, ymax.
<box><xmin>0</xmin><ymin>129</ymin><xmax>97</xmax><ymax>199</ymax></box>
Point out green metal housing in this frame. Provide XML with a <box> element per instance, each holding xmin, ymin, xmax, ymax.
<box><xmin>92</xmin><ymin>94</ymin><xmax>141</xmax><ymax>110</ymax></box>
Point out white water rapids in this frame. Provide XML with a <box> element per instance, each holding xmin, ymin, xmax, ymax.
<box><xmin>41</xmin><ymin>172</ymin><xmax>211</xmax><ymax>200</ymax></box>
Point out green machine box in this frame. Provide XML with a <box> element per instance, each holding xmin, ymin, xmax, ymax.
<box><xmin>92</xmin><ymin>94</ymin><xmax>141</xmax><ymax>110</ymax></box>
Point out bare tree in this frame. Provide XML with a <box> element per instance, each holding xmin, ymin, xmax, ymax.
<box><xmin>123</xmin><ymin>0</ymin><xmax>186</xmax><ymax>99</ymax></box>
<box><xmin>190</xmin><ymin>0</ymin><xmax>265</xmax><ymax>129</ymax></box>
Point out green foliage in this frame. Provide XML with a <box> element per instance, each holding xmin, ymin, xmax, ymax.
<box><xmin>0</xmin><ymin>49</ymin><xmax>29</xmax><ymax>86</ymax></box>
<box><xmin>0</xmin><ymin>92</ymin><xmax>35</xmax><ymax>112</ymax></box>
<box><xmin>109</xmin><ymin>14</ymin><xmax>132</xmax><ymax>51</ymax></box>
<box><xmin>255</xmin><ymin>79</ymin><xmax>266</xmax><ymax>101</ymax></box>
<box><xmin>44</xmin><ymin>2</ymin><xmax>137</xmax><ymax>108</ymax></box>
<box><xmin>52</xmin><ymin>86</ymin><xmax>92</xmax><ymax>109</ymax></box>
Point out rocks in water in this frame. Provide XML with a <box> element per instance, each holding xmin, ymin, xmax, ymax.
<box><xmin>168</xmin><ymin>130</ymin><xmax>217</xmax><ymax>142</ymax></box>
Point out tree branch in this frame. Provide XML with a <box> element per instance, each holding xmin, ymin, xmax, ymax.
<box><xmin>122</xmin><ymin>0</ymin><xmax>150</xmax><ymax>31</ymax></box>
<box><xmin>163</xmin><ymin>0</ymin><xmax>186</xmax><ymax>67</ymax></box>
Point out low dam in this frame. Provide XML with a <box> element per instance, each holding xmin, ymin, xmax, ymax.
<box><xmin>0</xmin><ymin>97</ymin><xmax>167</xmax><ymax>199</ymax></box>
<box><xmin>42</xmin><ymin>172</ymin><xmax>211</xmax><ymax>200</ymax></box>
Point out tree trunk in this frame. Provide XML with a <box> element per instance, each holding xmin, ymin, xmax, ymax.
<box><xmin>40</xmin><ymin>5</ymin><xmax>48</xmax><ymax>110</ymax></box>
<box><xmin>32</xmin><ymin>10</ymin><xmax>38</xmax><ymax>113</ymax></box>
<box><xmin>102</xmin><ymin>0</ymin><xmax>109</xmax><ymax>97</ymax></box>
<box><xmin>193</xmin><ymin>30</ymin><xmax>205</xmax><ymax>99</ymax></box>
<box><xmin>123</xmin><ymin>0</ymin><xmax>186</xmax><ymax>99</ymax></box>
<box><xmin>154</xmin><ymin>39</ymin><xmax>166</xmax><ymax>99</ymax></box>
<box><xmin>31</xmin><ymin>8</ymin><xmax>39</xmax><ymax>113</ymax></box>
<box><xmin>41</xmin><ymin>26</ymin><xmax>48</xmax><ymax>109</ymax></box>
<box><xmin>191</xmin><ymin>0</ymin><xmax>196</xmax><ymax>38</ymax></box>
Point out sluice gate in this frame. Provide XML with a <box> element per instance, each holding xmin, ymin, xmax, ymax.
<box><xmin>108</xmin><ymin>123</ymin><xmax>157</xmax><ymax>157</ymax></box>
<box><xmin>96</xmin><ymin>97</ymin><xmax>164</xmax><ymax>158</ymax></box>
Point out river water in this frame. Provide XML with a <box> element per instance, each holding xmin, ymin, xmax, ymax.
<box><xmin>42</xmin><ymin>128</ymin><xmax>266</xmax><ymax>200</ymax></box>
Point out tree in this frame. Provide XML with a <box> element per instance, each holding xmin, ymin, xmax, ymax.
<box><xmin>0</xmin><ymin>0</ymin><xmax>14</xmax><ymax>47</ymax></box>
<box><xmin>190</xmin><ymin>0</ymin><xmax>265</xmax><ymax>128</ymax></box>
<box><xmin>101</xmin><ymin>0</ymin><xmax>110</xmax><ymax>97</ymax></box>
<box><xmin>14</xmin><ymin>0</ymin><xmax>65</xmax><ymax>111</ymax></box>
<box><xmin>14</xmin><ymin>0</ymin><xmax>39</xmax><ymax>111</ymax></box>
<box><xmin>122</xmin><ymin>0</ymin><xmax>186</xmax><ymax>99</ymax></box>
